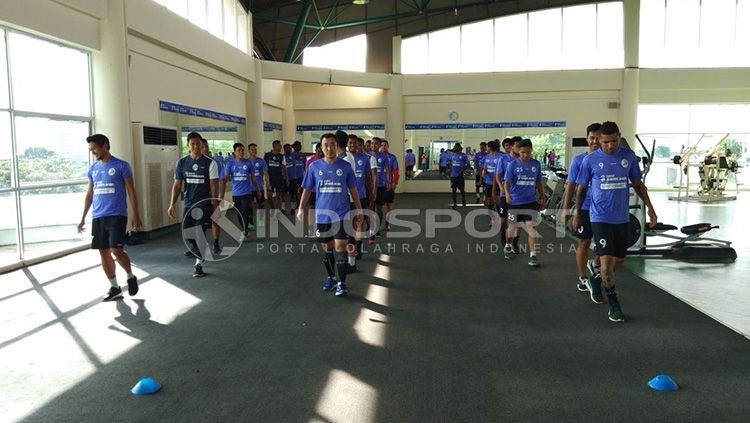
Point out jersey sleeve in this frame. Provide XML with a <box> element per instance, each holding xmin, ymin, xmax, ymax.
<box><xmin>575</xmin><ymin>156</ymin><xmax>593</xmax><ymax>186</ymax></box>
<box><xmin>346</xmin><ymin>166</ymin><xmax>357</xmax><ymax>189</ymax></box>
<box><xmin>120</xmin><ymin>161</ymin><xmax>134</xmax><ymax>180</ymax></box>
<box><xmin>174</xmin><ymin>159</ymin><xmax>184</xmax><ymax>180</ymax></box>
<box><xmin>566</xmin><ymin>156</ymin><xmax>580</xmax><ymax>184</ymax></box>
<box><xmin>535</xmin><ymin>161</ymin><xmax>542</xmax><ymax>182</ymax></box>
<box><xmin>87</xmin><ymin>165</ymin><xmax>93</xmax><ymax>183</ymax></box>
<box><xmin>301</xmin><ymin>164</ymin><xmax>316</xmax><ymax>190</ymax></box>
<box><xmin>628</xmin><ymin>152</ymin><xmax>643</xmax><ymax>183</ymax></box>
<box><xmin>503</xmin><ymin>162</ymin><xmax>513</xmax><ymax>183</ymax></box>
<box><xmin>209</xmin><ymin>160</ymin><xmax>219</xmax><ymax>179</ymax></box>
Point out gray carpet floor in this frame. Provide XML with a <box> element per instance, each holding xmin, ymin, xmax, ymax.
<box><xmin>20</xmin><ymin>194</ymin><xmax>750</xmax><ymax>422</ymax></box>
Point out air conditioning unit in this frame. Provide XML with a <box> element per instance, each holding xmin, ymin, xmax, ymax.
<box><xmin>131</xmin><ymin>123</ymin><xmax>180</xmax><ymax>232</ymax></box>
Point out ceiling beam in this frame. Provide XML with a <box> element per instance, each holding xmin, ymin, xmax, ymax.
<box><xmin>283</xmin><ymin>0</ymin><xmax>314</xmax><ymax>62</ymax></box>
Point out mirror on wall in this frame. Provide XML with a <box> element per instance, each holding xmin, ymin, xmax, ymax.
<box><xmin>296</xmin><ymin>125</ymin><xmax>385</xmax><ymax>152</ymax></box>
<box><xmin>159</xmin><ymin>105</ymin><xmax>246</xmax><ymax>160</ymax></box>
<box><xmin>403</xmin><ymin>124</ymin><xmax>567</xmax><ymax>182</ymax></box>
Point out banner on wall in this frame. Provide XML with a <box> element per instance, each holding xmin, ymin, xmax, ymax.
<box><xmin>159</xmin><ymin>100</ymin><xmax>246</xmax><ymax>125</ymax></box>
<box><xmin>181</xmin><ymin>126</ymin><xmax>238</xmax><ymax>132</ymax></box>
<box><xmin>405</xmin><ymin>121</ymin><xmax>566</xmax><ymax>130</ymax></box>
<box><xmin>264</xmin><ymin>122</ymin><xmax>283</xmax><ymax>131</ymax></box>
<box><xmin>296</xmin><ymin>124</ymin><xmax>385</xmax><ymax>131</ymax></box>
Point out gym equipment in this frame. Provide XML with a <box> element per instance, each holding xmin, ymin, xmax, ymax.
<box><xmin>541</xmin><ymin>166</ymin><xmax>568</xmax><ymax>223</ymax></box>
<box><xmin>627</xmin><ymin>135</ymin><xmax>737</xmax><ymax>262</ymax></box>
<box><xmin>669</xmin><ymin>134</ymin><xmax>740</xmax><ymax>202</ymax></box>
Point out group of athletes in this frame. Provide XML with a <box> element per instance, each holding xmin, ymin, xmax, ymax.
<box><xmin>79</xmin><ymin>119</ymin><xmax>657</xmax><ymax>323</ymax></box>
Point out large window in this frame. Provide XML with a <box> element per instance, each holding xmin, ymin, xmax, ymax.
<box><xmin>640</xmin><ymin>0</ymin><xmax>750</xmax><ymax>68</ymax></box>
<box><xmin>152</xmin><ymin>0</ymin><xmax>250</xmax><ymax>54</ymax></box>
<box><xmin>402</xmin><ymin>2</ymin><xmax>623</xmax><ymax>74</ymax></box>
<box><xmin>637</xmin><ymin>104</ymin><xmax>750</xmax><ymax>189</ymax></box>
<box><xmin>0</xmin><ymin>28</ymin><xmax>93</xmax><ymax>266</ymax></box>
<box><xmin>303</xmin><ymin>35</ymin><xmax>367</xmax><ymax>72</ymax></box>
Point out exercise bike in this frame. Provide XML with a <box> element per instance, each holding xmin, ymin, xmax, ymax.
<box><xmin>627</xmin><ymin>135</ymin><xmax>737</xmax><ymax>263</ymax></box>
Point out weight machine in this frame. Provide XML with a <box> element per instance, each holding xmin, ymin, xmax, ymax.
<box><xmin>669</xmin><ymin>134</ymin><xmax>740</xmax><ymax>202</ymax></box>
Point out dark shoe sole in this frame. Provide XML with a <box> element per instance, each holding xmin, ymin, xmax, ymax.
<box><xmin>127</xmin><ymin>277</ymin><xmax>138</xmax><ymax>296</ymax></box>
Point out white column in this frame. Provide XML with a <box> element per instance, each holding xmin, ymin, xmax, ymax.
<box><xmin>620</xmin><ymin>68</ymin><xmax>640</xmax><ymax>144</ymax></box>
<box><xmin>92</xmin><ymin>0</ymin><xmax>132</xmax><ymax>163</ymax></box>
<box><xmin>246</xmin><ymin>59</ymin><xmax>264</xmax><ymax>150</ymax></box>
<box><xmin>386</xmin><ymin>75</ymin><xmax>405</xmax><ymax>193</ymax></box>
<box><xmin>392</xmin><ymin>35</ymin><xmax>402</xmax><ymax>74</ymax></box>
<box><xmin>623</xmin><ymin>0</ymin><xmax>640</xmax><ymax>69</ymax></box>
<box><xmin>282</xmin><ymin>81</ymin><xmax>297</xmax><ymax>144</ymax></box>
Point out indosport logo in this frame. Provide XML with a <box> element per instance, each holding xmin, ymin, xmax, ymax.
<box><xmin>181</xmin><ymin>198</ymin><xmax>244</xmax><ymax>262</ymax></box>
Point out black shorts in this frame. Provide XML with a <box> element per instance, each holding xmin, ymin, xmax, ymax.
<box><xmin>288</xmin><ymin>178</ymin><xmax>302</xmax><ymax>194</ymax></box>
<box><xmin>376</xmin><ymin>186</ymin><xmax>388</xmax><ymax>206</ymax></box>
<box><xmin>384</xmin><ymin>188</ymin><xmax>395</xmax><ymax>204</ymax></box>
<box><xmin>450</xmin><ymin>176</ymin><xmax>465</xmax><ymax>190</ymax></box>
<box><xmin>475</xmin><ymin>174</ymin><xmax>482</xmax><ymax>187</ymax></box>
<box><xmin>269</xmin><ymin>178</ymin><xmax>286</xmax><ymax>193</ymax></box>
<box><xmin>91</xmin><ymin>215</ymin><xmax>127</xmax><ymax>250</ymax></box>
<box><xmin>574</xmin><ymin>209</ymin><xmax>594</xmax><ymax>240</ymax></box>
<box><xmin>309</xmin><ymin>191</ymin><xmax>317</xmax><ymax>207</ymax></box>
<box><xmin>592</xmin><ymin>222</ymin><xmax>629</xmax><ymax>258</ymax></box>
<box><xmin>483</xmin><ymin>184</ymin><xmax>494</xmax><ymax>199</ymax></box>
<box><xmin>316</xmin><ymin>221</ymin><xmax>351</xmax><ymax>243</ymax></box>
<box><xmin>439</xmin><ymin>166</ymin><xmax>446</xmax><ymax>174</ymax></box>
<box><xmin>498</xmin><ymin>197</ymin><xmax>508</xmax><ymax>218</ymax></box>
<box><xmin>508</xmin><ymin>201</ymin><xmax>539</xmax><ymax>223</ymax></box>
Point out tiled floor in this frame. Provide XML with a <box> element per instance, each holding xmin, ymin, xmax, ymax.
<box><xmin>625</xmin><ymin>191</ymin><xmax>750</xmax><ymax>338</ymax></box>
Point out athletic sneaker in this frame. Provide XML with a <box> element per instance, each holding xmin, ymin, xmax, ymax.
<box><xmin>608</xmin><ymin>303</ymin><xmax>625</xmax><ymax>322</ymax></box>
<box><xmin>577</xmin><ymin>277</ymin><xmax>589</xmax><ymax>292</ymax></box>
<box><xmin>368</xmin><ymin>236</ymin><xmax>376</xmax><ymax>245</ymax></box>
<box><xmin>193</xmin><ymin>264</ymin><xmax>205</xmax><ymax>278</ymax></box>
<box><xmin>103</xmin><ymin>286</ymin><xmax>123</xmax><ymax>302</ymax></box>
<box><xmin>213</xmin><ymin>242</ymin><xmax>222</xmax><ymax>256</ymax></box>
<box><xmin>184</xmin><ymin>248</ymin><xmax>199</xmax><ymax>257</ymax></box>
<box><xmin>503</xmin><ymin>245</ymin><xmax>513</xmax><ymax>259</ymax></box>
<box><xmin>528</xmin><ymin>256</ymin><xmax>539</xmax><ymax>267</ymax></box>
<box><xmin>323</xmin><ymin>276</ymin><xmax>336</xmax><ymax>291</ymax></box>
<box><xmin>246</xmin><ymin>223</ymin><xmax>255</xmax><ymax>231</ymax></box>
<box><xmin>585</xmin><ymin>275</ymin><xmax>605</xmax><ymax>304</ymax></box>
<box><xmin>347</xmin><ymin>265</ymin><xmax>357</xmax><ymax>274</ymax></box>
<box><xmin>335</xmin><ymin>282</ymin><xmax>348</xmax><ymax>297</ymax></box>
<box><xmin>587</xmin><ymin>259</ymin><xmax>600</xmax><ymax>277</ymax></box>
<box><xmin>126</xmin><ymin>276</ymin><xmax>138</xmax><ymax>296</ymax></box>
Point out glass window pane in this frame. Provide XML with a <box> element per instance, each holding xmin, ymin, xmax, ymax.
<box><xmin>460</xmin><ymin>20</ymin><xmax>493</xmax><ymax>73</ymax></box>
<box><xmin>153</xmin><ymin>0</ymin><xmax>166</xmax><ymax>5</ymax></box>
<box><xmin>0</xmin><ymin>188</ymin><xmax>18</xmax><ymax>266</ymax></box>
<box><xmin>14</xmin><ymin>117</ymin><xmax>89</xmax><ymax>186</ymax></box>
<box><xmin>223</xmin><ymin>0</ymin><xmax>237</xmax><ymax>47</ymax></box>
<box><xmin>689</xmin><ymin>104</ymin><xmax>750</xmax><ymax>134</ymax></box>
<box><xmin>494</xmin><ymin>13</ymin><xmax>528</xmax><ymax>71</ymax></box>
<box><xmin>665</xmin><ymin>0</ymin><xmax>700</xmax><ymax>67</ymax></box>
<box><xmin>700</xmin><ymin>0</ymin><xmax>735</xmax><ymax>51</ymax></box>
<box><xmin>428</xmin><ymin>27</ymin><xmax>460</xmax><ymax>74</ymax></box>
<box><xmin>401</xmin><ymin>34</ymin><xmax>428</xmax><ymax>74</ymax></box>
<box><xmin>0</xmin><ymin>112</ymin><xmax>11</xmax><ymax>189</ymax></box>
<box><xmin>596</xmin><ymin>2</ymin><xmax>624</xmax><ymax>68</ymax></box>
<box><xmin>8</xmin><ymin>32</ymin><xmax>91</xmax><ymax>117</ymax></box>
<box><xmin>639</xmin><ymin>0</ymin><xmax>666</xmax><ymax>67</ymax></box>
<box><xmin>188</xmin><ymin>0</ymin><xmax>207</xmax><ymax>29</ymax></box>
<box><xmin>166</xmin><ymin>0</ymin><xmax>189</xmax><ymax>18</ymax></box>
<box><xmin>637</xmin><ymin>104</ymin><xmax>690</xmax><ymax>134</ymax></box>
<box><xmin>737</xmin><ymin>0</ymin><xmax>750</xmax><ymax>53</ymax></box>
<box><xmin>0</xmin><ymin>29</ymin><xmax>8</xmax><ymax>109</ymax></box>
<box><xmin>20</xmin><ymin>184</ymin><xmax>89</xmax><ymax>260</ymax></box>
<box><xmin>528</xmin><ymin>8</ymin><xmax>562</xmax><ymax>71</ymax></box>
<box><xmin>237</xmin><ymin>5</ymin><xmax>248</xmax><ymax>53</ymax></box>
<box><xmin>562</xmin><ymin>4</ymin><xmax>597</xmax><ymax>69</ymax></box>
<box><xmin>303</xmin><ymin>35</ymin><xmax>367</xmax><ymax>72</ymax></box>
<box><xmin>207</xmin><ymin>0</ymin><xmax>223</xmax><ymax>38</ymax></box>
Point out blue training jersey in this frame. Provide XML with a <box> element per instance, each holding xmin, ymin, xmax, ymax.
<box><xmin>482</xmin><ymin>153</ymin><xmax>500</xmax><ymax>186</ymax></box>
<box><xmin>284</xmin><ymin>154</ymin><xmax>298</xmax><ymax>179</ymax></box>
<box><xmin>567</xmin><ymin>152</ymin><xmax>593</xmax><ymax>211</ymax></box>
<box><xmin>249</xmin><ymin>157</ymin><xmax>268</xmax><ymax>191</ymax></box>
<box><xmin>576</xmin><ymin>147</ymin><xmax>642</xmax><ymax>224</ymax></box>
<box><xmin>375</xmin><ymin>152</ymin><xmax>390</xmax><ymax>187</ymax></box>
<box><xmin>495</xmin><ymin>153</ymin><xmax>513</xmax><ymax>197</ymax></box>
<box><xmin>353</xmin><ymin>153</ymin><xmax>372</xmax><ymax>199</ymax></box>
<box><xmin>225</xmin><ymin>157</ymin><xmax>254</xmax><ymax>196</ymax></box>
<box><xmin>294</xmin><ymin>152</ymin><xmax>306</xmax><ymax>179</ymax></box>
<box><xmin>450</xmin><ymin>152</ymin><xmax>468</xmax><ymax>178</ymax></box>
<box><xmin>302</xmin><ymin>158</ymin><xmax>357</xmax><ymax>224</ymax></box>
<box><xmin>88</xmin><ymin>157</ymin><xmax>133</xmax><ymax>219</ymax></box>
<box><xmin>504</xmin><ymin>158</ymin><xmax>542</xmax><ymax>205</ymax></box>
<box><xmin>474</xmin><ymin>151</ymin><xmax>487</xmax><ymax>170</ymax></box>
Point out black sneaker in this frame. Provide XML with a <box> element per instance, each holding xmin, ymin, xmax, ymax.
<box><xmin>348</xmin><ymin>264</ymin><xmax>357</xmax><ymax>274</ymax></box>
<box><xmin>184</xmin><ymin>250</ymin><xmax>194</xmax><ymax>257</ymax></box>
<box><xmin>103</xmin><ymin>286</ymin><xmax>123</xmax><ymax>302</ymax></box>
<box><xmin>126</xmin><ymin>276</ymin><xmax>139</xmax><ymax>296</ymax></box>
<box><xmin>356</xmin><ymin>250</ymin><xmax>362</xmax><ymax>260</ymax></box>
<box><xmin>213</xmin><ymin>243</ymin><xmax>222</xmax><ymax>256</ymax></box>
<box><xmin>585</xmin><ymin>275</ymin><xmax>605</xmax><ymax>304</ymax></box>
<box><xmin>577</xmin><ymin>277</ymin><xmax>588</xmax><ymax>292</ymax></box>
<box><xmin>193</xmin><ymin>264</ymin><xmax>206</xmax><ymax>278</ymax></box>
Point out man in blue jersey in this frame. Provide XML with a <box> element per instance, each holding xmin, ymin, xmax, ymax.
<box><xmin>480</xmin><ymin>140</ymin><xmax>501</xmax><ymax>225</ymax></box>
<box><xmin>438</xmin><ymin>148</ymin><xmax>449</xmax><ymax>179</ymax></box>
<box><xmin>449</xmin><ymin>144</ymin><xmax>469</xmax><ymax>209</ymax></box>
<box><xmin>372</xmin><ymin>138</ymin><xmax>392</xmax><ymax>238</ymax></box>
<box><xmin>283</xmin><ymin>143</ymin><xmax>298</xmax><ymax>213</ymax></box>
<box><xmin>248</xmin><ymin>143</ymin><xmax>269</xmax><ymax>229</ymax></box>
<box><xmin>264</xmin><ymin>140</ymin><xmax>289</xmax><ymax>215</ymax></box>
<box><xmin>78</xmin><ymin>134</ymin><xmax>142</xmax><ymax>302</ymax></box>
<box><xmin>225</xmin><ymin>143</ymin><xmax>260</xmax><ymax>240</ymax></box>
<box><xmin>201</xmin><ymin>138</ymin><xmax>225</xmax><ymax>255</ymax></box>
<box><xmin>503</xmin><ymin>139</ymin><xmax>545</xmax><ymax>266</ymax></box>
<box><xmin>561</xmin><ymin>123</ymin><xmax>602</xmax><ymax>292</ymax></box>
<box><xmin>574</xmin><ymin>121</ymin><xmax>658</xmax><ymax>322</ymax></box>
<box><xmin>497</xmin><ymin>137</ymin><xmax>523</xmax><ymax>253</ymax></box>
<box><xmin>474</xmin><ymin>142</ymin><xmax>488</xmax><ymax>203</ymax></box>
<box><xmin>348</xmin><ymin>135</ymin><xmax>376</xmax><ymax>265</ymax></box>
<box><xmin>405</xmin><ymin>149</ymin><xmax>416</xmax><ymax>179</ymax></box>
<box><xmin>297</xmin><ymin>133</ymin><xmax>362</xmax><ymax>297</ymax></box>
<box><xmin>168</xmin><ymin>132</ymin><xmax>219</xmax><ymax>278</ymax></box>
<box><xmin>292</xmin><ymin>141</ymin><xmax>306</xmax><ymax>209</ymax></box>
<box><xmin>382</xmin><ymin>140</ymin><xmax>399</xmax><ymax>230</ymax></box>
